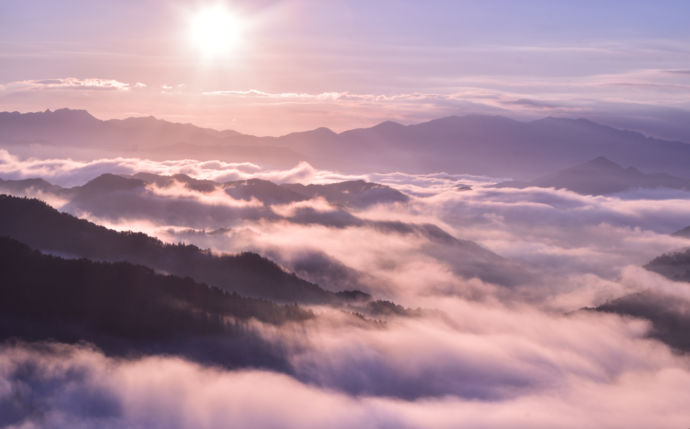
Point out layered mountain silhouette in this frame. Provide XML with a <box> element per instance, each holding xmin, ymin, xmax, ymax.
<box><xmin>589</xmin><ymin>249</ymin><xmax>690</xmax><ymax>353</ymax></box>
<box><xmin>1</xmin><ymin>173</ymin><xmax>408</xmax><ymax>209</ymax></box>
<box><xmin>0</xmin><ymin>236</ymin><xmax>310</xmax><ymax>368</ymax></box>
<box><xmin>672</xmin><ymin>226</ymin><xmax>690</xmax><ymax>239</ymax></box>
<box><xmin>0</xmin><ymin>195</ymin><xmax>340</xmax><ymax>303</ymax></box>
<box><xmin>593</xmin><ymin>290</ymin><xmax>690</xmax><ymax>352</ymax></box>
<box><xmin>496</xmin><ymin>157</ymin><xmax>690</xmax><ymax>195</ymax></box>
<box><xmin>163</xmin><ymin>175</ymin><xmax>409</xmax><ymax>208</ymax></box>
<box><xmin>4</xmin><ymin>109</ymin><xmax>690</xmax><ymax>179</ymax></box>
<box><xmin>645</xmin><ymin>248</ymin><xmax>690</xmax><ymax>283</ymax></box>
<box><xmin>0</xmin><ymin>180</ymin><xmax>526</xmax><ymax>288</ymax></box>
<box><xmin>0</xmin><ymin>173</ymin><xmax>477</xmax><ymax>249</ymax></box>
<box><xmin>0</xmin><ymin>108</ymin><xmax>301</xmax><ymax>168</ymax></box>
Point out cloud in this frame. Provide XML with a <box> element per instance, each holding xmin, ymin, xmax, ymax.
<box><xmin>506</xmin><ymin>98</ymin><xmax>565</xmax><ymax>110</ymax></box>
<box><xmin>4</xmin><ymin>149</ymin><xmax>690</xmax><ymax>307</ymax></box>
<box><xmin>192</xmin><ymin>74</ymin><xmax>690</xmax><ymax>125</ymax></box>
<box><xmin>3</xmin><ymin>77</ymin><xmax>141</xmax><ymax>92</ymax></box>
<box><xmin>663</xmin><ymin>69</ymin><xmax>690</xmax><ymax>75</ymax></box>
<box><xmin>1</xmin><ymin>321</ymin><xmax>689</xmax><ymax>429</ymax></box>
<box><xmin>3</xmin><ymin>151</ymin><xmax>690</xmax><ymax>425</ymax></box>
<box><xmin>200</xmin><ymin>87</ymin><xmax>578</xmax><ymax>115</ymax></box>
<box><xmin>202</xmin><ymin>89</ymin><xmax>347</xmax><ymax>101</ymax></box>
<box><xmin>0</xmin><ymin>150</ymin><xmax>361</xmax><ymax>187</ymax></box>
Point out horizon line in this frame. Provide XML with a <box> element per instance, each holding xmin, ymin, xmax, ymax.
<box><xmin>1</xmin><ymin>106</ymin><xmax>599</xmax><ymax>139</ymax></box>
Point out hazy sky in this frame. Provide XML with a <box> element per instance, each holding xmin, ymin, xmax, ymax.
<box><xmin>1</xmin><ymin>0</ymin><xmax>690</xmax><ymax>134</ymax></box>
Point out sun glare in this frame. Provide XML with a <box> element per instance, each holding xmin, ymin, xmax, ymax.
<box><xmin>189</xmin><ymin>5</ymin><xmax>241</xmax><ymax>58</ymax></box>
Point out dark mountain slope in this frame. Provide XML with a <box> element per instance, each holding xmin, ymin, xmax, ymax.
<box><xmin>0</xmin><ymin>236</ymin><xmax>310</xmax><ymax>368</ymax></box>
<box><xmin>593</xmin><ymin>290</ymin><xmax>690</xmax><ymax>352</ymax></box>
<box><xmin>589</xmin><ymin>249</ymin><xmax>690</xmax><ymax>353</ymax></box>
<box><xmin>672</xmin><ymin>226</ymin><xmax>690</xmax><ymax>239</ymax></box>
<box><xmin>129</xmin><ymin>174</ymin><xmax>410</xmax><ymax>208</ymax></box>
<box><xmin>281</xmin><ymin>180</ymin><xmax>409</xmax><ymax>208</ymax></box>
<box><xmin>223</xmin><ymin>178</ymin><xmax>307</xmax><ymax>205</ymax></box>
<box><xmin>645</xmin><ymin>248</ymin><xmax>690</xmax><ymax>283</ymax></box>
<box><xmin>0</xmin><ymin>195</ymin><xmax>336</xmax><ymax>303</ymax></box>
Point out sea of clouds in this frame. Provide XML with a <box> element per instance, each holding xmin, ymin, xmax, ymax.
<box><xmin>1</xmin><ymin>149</ymin><xmax>690</xmax><ymax>428</ymax></box>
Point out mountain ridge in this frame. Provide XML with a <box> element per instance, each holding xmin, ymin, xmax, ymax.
<box><xmin>0</xmin><ymin>194</ymin><xmax>340</xmax><ymax>303</ymax></box>
<box><xmin>495</xmin><ymin>156</ymin><xmax>690</xmax><ymax>195</ymax></box>
<box><xmin>4</xmin><ymin>108</ymin><xmax>690</xmax><ymax>179</ymax></box>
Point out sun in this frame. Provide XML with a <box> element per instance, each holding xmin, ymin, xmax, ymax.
<box><xmin>189</xmin><ymin>5</ymin><xmax>241</xmax><ymax>58</ymax></box>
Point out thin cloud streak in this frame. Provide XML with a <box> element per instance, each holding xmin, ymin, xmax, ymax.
<box><xmin>4</xmin><ymin>77</ymin><xmax>144</xmax><ymax>92</ymax></box>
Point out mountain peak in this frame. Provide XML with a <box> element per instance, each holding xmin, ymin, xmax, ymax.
<box><xmin>49</xmin><ymin>108</ymin><xmax>97</xmax><ymax>120</ymax></box>
<box><xmin>371</xmin><ymin>120</ymin><xmax>405</xmax><ymax>130</ymax></box>
<box><xmin>583</xmin><ymin>156</ymin><xmax>622</xmax><ymax>169</ymax></box>
<box><xmin>281</xmin><ymin>126</ymin><xmax>336</xmax><ymax>139</ymax></box>
<box><xmin>78</xmin><ymin>173</ymin><xmax>145</xmax><ymax>193</ymax></box>
<box><xmin>313</xmin><ymin>126</ymin><xmax>336</xmax><ymax>135</ymax></box>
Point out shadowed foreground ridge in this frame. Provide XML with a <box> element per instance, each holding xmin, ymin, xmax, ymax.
<box><xmin>0</xmin><ymin>236</ymin><xmax>310</xmax><ymax>368</ymax></box>
<box><xmin>0</xmin><ymin>194</ymin><xmax>338</xmax><ymax>303</ymax></box>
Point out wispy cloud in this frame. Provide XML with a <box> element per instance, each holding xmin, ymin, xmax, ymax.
<box><xmin>200</xmin><ymin>87</ymin><xmax>581</xmax><ymax>116</ymax></box>
<box><xmin>3</xmin><ymin>77</ymin><xmax>145</xmax><ymax>92</ymax></box>
<box><xmin>3</xmin><ymin>149</ymin><xmax>690</xmax><ymax>426</ymax></box>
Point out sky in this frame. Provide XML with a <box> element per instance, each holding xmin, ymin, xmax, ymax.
<box><xmin>1</xmin><ymin>0</ymin><xmax>690</xmax><ymax>135</ymax></box>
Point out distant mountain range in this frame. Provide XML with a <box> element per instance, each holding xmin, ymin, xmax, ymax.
<box><xmin>496</xmin><ymin>156</ymin><xmax>690</xmax><ymax>195</ymax></box>
<box><xmin>4</xmin><ymin>108</ymin><xmax>690</xmax><ymax>179</ymax></box>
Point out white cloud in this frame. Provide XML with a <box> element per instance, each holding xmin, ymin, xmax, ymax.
<box><xmin>3</xmin><ymin>151</ymin><xmax>690</xmax><ymax>426</ymax></box>
<box><xmin>3</xmin><ymin>77</ymin><xmax>142</xmax><ymax>92</ymax></box>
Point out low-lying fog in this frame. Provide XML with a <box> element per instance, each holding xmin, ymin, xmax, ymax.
<box><xmin>2</xmin><ymin>149</ymin><xmax>690</xmax><ymax>428</ymax></box>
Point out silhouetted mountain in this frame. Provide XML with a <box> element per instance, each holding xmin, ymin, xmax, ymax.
<box><xmin>593</xmin><ymin>291</ymin><xmax>690</xmax><ymax>352</ymax></box>
<box><xmin>132</xmin><ymin>172</ymin><xmax>217</xmax><ymax>192</ymax></box>
<box><xmin>0</xmin><ymin>108</ymin><xmax>301</xmax><ymax>167</ymax></box>
<box><xmin>77</xmin><ymin>173</ymin><xmax>146</xmax><ymax>196</ymax></box>
<box><xmin>0</xmin><ymin>177</ymin><xmax>63</xmax><ymax>195</ymax></box>
<box><xmin>0</xmin><ymin>174</ymin><xmax>410</xmax><ymax>232</ymax></box>
<box><xmin>0</xmin><ymin>177</ymin><xmax>527</xmax><ymax>288</ymax></box>
<box><xmin>0</xmin><ymin>195</ymin><xmax>338</xmax><ymax>303</ymax></box>
<box><xmin>1</xmin><ymin>173</ymin><xmax>437</xmax><ymax>245</ymax></box>
<box><xmin>672</xmin><ymin>226</ymin><xmax>690</xmax><ymax>239</ymax></box>
<box><xmin>597</xmin><ymin>249</ymin><xmax>690</xmax><ymax>352</ymax></box>
<box><xmin>496</xmin><ymin>157</ymin><xmax>690</xmax><ymax>195</ymax></box>
<box><xmin>0</xmin><ymin>236</ymin><xmax>311</xmax><ymax>368</ymax></box>
<box><xmin>645</xmin><ymin>248</ymin><xmax>690</xmax><ymax>283</ymax></box>
<box><xmin>224</xmin><ymin>178</ymin><xmax>307</xmax><ymax>205</ymax></box>
<box><xmin>133</xmin><ymin>175</ymin><xmax>410</xmax><ymax>208</ymax></box>
<box><xmin>585</xmin><ymin>106</ymin><xmax>690</xmax><ymax>144</ymax></box>
<box><xmin>0</xmin><ymin>171</ymin><xmax>408</xmax><ymax>211</ymax></box>
<box><xmin>281</xmin><ymin>180</ymin><xmax>409</xmax><ymax>208</ymax></box>
<box><xmin>5</xmin><ymin>109</ymin><xmax>690</xmax><ymax>178</ymax></box>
